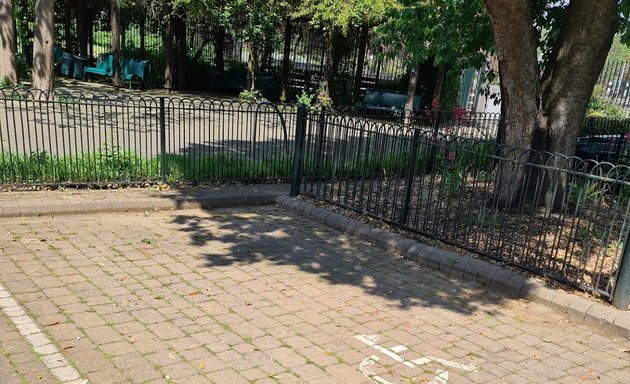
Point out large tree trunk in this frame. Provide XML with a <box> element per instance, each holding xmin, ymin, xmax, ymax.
<box><xmin>539</xmin><ymin>0</ymin><xmax>618</xmax><ymax>156</ymax></box>
<box><xmin>484</xmin><ymin>0</ymin><xmax>618</xmax><ymax>209</ymax></box>
<box><xmin>280</xmin><ymin>17</ymin><xmax>292</xmax><ymax>102</ymax></box>
<box><xmin>0</xmin><ymin>0</ymin><xmax>17</xmax><ymax>85</ymax></box>
<box><xmin>404</xmin><ymin>62</ymin><xmax>420</xmax><ymax>125</ymax></box>
<box><xmin>163</xmin><ymin>17</ymin><xmax>174</xmax><ymax>90</ymax></box>
<box><xmin>77</xmin><ymin>0</ymin><xmax>88</xmax><ymax>57</ymax></box>
<box><xmin>353</xmin><ymin>24</ymin><xmax>369</xmax><ymax>104</ymax></box>
<box><xmin>214</xmin><ymin>28</ymin><xmax>225</xmax><ymax>75</ymax></box>
<box><xmin>139</xmin><ymin>14</ymin><xmax>145</xmax><ymax>56</ymax></box>
<box><xmin>318</xmin><ymin>32</ymin><xmax>334</xmax><ymax>105</ymax></box>
<box><xmin>111</xmin><ymin>0</ymin><xmax>121</xmax><ymax>88</ymax></box>
<box><xmin>63</xmin><ymin>7</ymin><xmax>71</xmax><ymax>51</ymax></box>
<box><xmin>173</xmin><ymin>10</ymin><xmax>186</xmax><ymax>90</ymax></box>
<box><xmin>432</xmin><ymin>65</ymin><xmax>446</xmax><ymax>105</ymax></box>
<box><xmin>32</xmin><ymin>0</ymin><xmax>54</xmax><ymax>92</ymax></box>
<box><xmin>246</xmin><ymin>42</ymin><xmax>256</xmax><ymax>92</ymax></box>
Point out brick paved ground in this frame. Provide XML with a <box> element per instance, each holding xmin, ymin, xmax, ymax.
<box><xmin>0</xmin><ymin>205</ymin><xmax>629</xmax><ymax>383</ymax></box>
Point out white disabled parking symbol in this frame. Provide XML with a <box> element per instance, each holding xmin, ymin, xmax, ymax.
<box><xmin>354</xmin><ymin>334</ymin><xmax>478</xmax><ymax>384</ymax></box>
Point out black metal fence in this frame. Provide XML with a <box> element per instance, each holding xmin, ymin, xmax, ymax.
<box><xmin>0</xmin><ymin>88</ymin><xmax>295</xmax><ymax>186</ymax></box>
<box><xmin>3</xmin><ymin>88</ymin><xmax>630</xmax><ymax>308</ymax></box>
<box><xmin>293</xmin><ymin>106</ymin><xmax>630</xmax><ymax>307</ymax></box>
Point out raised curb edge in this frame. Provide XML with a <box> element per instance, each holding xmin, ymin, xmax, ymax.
<box><xmin>275</xmin><ymin>195</ymin><xmax>630</xmax><ymax>340</ymax></box>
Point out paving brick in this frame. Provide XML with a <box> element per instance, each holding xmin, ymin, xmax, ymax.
<box><xmin>0</xmin><ymin>201</ymin><xmax>628</xmax><ymax>384</ymax></box>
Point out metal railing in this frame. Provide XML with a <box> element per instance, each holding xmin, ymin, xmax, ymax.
<box><xmin>0</xmin><ymin>88</ymin><xmax>295</xmax><ymax>186</ymax></box>
<box><xmin>3</xmin><ymin>88</ymin><xmax>630</xmax><ymax>308</ymax></box>
<box><xmin>291</xmin><ymin>105</ymin><xmax>630</xmax><ymax>308</ymax></box>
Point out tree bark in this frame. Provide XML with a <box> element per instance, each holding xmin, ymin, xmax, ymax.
<box><xmin>353</xmin><ymin>24</ymin><xmax>369</xmax><ymax>104</ymax></box>
<box><xmin>110</xmin><ymin>0</ymin><xmax>121</xmax><ymax>88</ymax></box>
<box><xmin>247</xmin><ymin>42</ymin><xmax>256</xmax><ymax>92</ymax></box>
<box><xmin>280</xmin><ymin>17</ymin><xmax>292</xmax><ymax>102</ymax></box>
<box><xmin>163</xmin><ymin>17</ymin><xmax>174</xmax><ymax>90</ymax></box>
<box><xmin>139</xmin><ymin>14</ymin><xmax>145</xmax><ymax>57</ymax></box>
<box><xmin>483</xmin><ymin>0</ymin><xmax>618</xmax><ymax>209</ymax></box>
<box><xmin>432</xmin><ymin>65</ymin><xmax>446</xmax><ymax>105</ymax></box>
<box><xmin>32</xmin><ymin>0</ymin><xmax>54</xmax><ymax>91</ymax></box>
<box><xmin>173</xmin><ymin>10</ymin><xmax>186</xmax><ymax>90</ymax></box>
<box><xmin>214</xmin><ymin>28</ymin><xmax>225</xmax><ymax>75</ymax></box>
<box><xmin>318</xmin><ymin>31</ymin><xmax>334</xmax><ymax>105</ymax></box>
<box><xmin>77</xmin><ymin>0</ymin><xmax>88</xmax><ymax>57</ymax></box>
<box><xmin>0</xmin><ymin>0</ymin><xmax>17</xmax><ymax>85</ymax></box>
<box><xmin>404</xmin><ymin>62</ymin><xmax>420</xmax><ymax>125</ymax></box>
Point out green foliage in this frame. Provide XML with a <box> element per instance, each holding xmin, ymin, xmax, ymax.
<box><xmin>569</xmin><ymin>179</ymin><xmax>608</xmax><ymax>206</ymax></box>
<box><xmin>15</xmin><ymin>55</ymin><xmax>30</xmax><ymax>81</ymax></box>
<box><xmin>0</xmin><ymin>150</ymin><xmax>293</xmax><ymax>185</ymax></box>
<box><xmin>439</xmin><ymin>68</ymin><xmax>462</xmax><ymax>112</ymax></box>
<box><xmin>607</xmin><ymin>35</ymin><xmax>630</xmax><ymax>63</ymax></box>
<box><xmin>375</xmin><ymin>0</ymin><xmax>492</xmax><ymax>71</ymax></box>
<box><xmin>296</xmin><ymin>90</ymin><xmax>315</xmax><ymax>107</ymax></box>
<box><xmin>238</xmin><ymin>89</ymin><xmax>263</xmax><ymax>102</ymax></box>
<box><xmin>0</xmin><ymin>77</ymin><xmax>12</xmax><ymax>88</ymax></box>
<box><xmin>294</xmin><ymin>0</ymin><xmax>392</xmax><ymax>34</ymax></box>
<box><xmin>587</xmin><ymin>85</ymin><xmax>626</xmax><ymax>119</ymax></box>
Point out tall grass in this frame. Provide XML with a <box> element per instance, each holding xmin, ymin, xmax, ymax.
<box><xmin>0</xmin><ymin>150</ymin><xmax>293</xmax><ymax>185</ymax></box>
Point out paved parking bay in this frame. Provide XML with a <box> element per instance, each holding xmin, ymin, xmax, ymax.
<box><xmin>0</xmin><ymin>205</ymin><xmax>629</xmax><ymax>383</ymax></box>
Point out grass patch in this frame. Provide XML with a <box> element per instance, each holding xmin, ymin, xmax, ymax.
<box><xmin>0</xmin><ymin>149</ymin><xmax>293</xmax><ymax>185</ymax></box>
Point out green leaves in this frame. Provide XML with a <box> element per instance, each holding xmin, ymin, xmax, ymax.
<box><xmin>375</xmin><ymin>0</ymin><xmax>493</xmax><ymax>69</ymax></box>
<box><xmin>295</xmin><ymin>0</ymin><xmax>393</xmax><ymax>35</ymax></box>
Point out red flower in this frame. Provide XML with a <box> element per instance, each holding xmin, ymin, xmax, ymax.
<box><xmin>447</xmin><ymin>151</ymin><xmax>456</xmax><ymax>161</ymax></box>
<box><xmin>453</xmin><ymin>105</ymin><xmax>466</xmax><ymax>120</ymax></box>
<box><xmin>431</xmin><ymin>97</ymin><xmax>440</xmax><ymax>111</ymax></box>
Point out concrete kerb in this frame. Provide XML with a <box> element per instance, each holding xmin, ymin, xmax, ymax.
<box><xmin>276</xmin><ymin>196</ymin><xmax>630</xmax><ymax>339</ymax></box>
<box><xmin>0</xmin><ymin>190</ymin><xmax>282</xmax><ymax>218</ymax></box>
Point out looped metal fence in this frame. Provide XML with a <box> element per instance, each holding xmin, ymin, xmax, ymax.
<box><xmin>294</xmin><ymin>107</ymin><xmax>630</xmax><ymax>307</ymax></box>
<box><xmin>0</xmin><ymin>88</ymin><xmax>296</xmax><ymax>186</ymax></box>
<box><xmin>3</xmin><ymin>87</ymin><xmax>630</xmax><ymax>308</ymax></box>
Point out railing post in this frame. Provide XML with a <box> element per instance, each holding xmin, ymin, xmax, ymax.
<box><xmin>426</xmin><ymin>110</ymin><xmax>441</xmax><ymax>173</ymax></box>
<box><xmin>159</xmin><ymin>97</ymin><xmax>166</xmax><ymax>184</ymax></box>
<box><xmin>400</xmin><ymin>128</ymin><xmax>421</xmax><ymax>226</ymax></box>
<box><xmin>290</xmin><ymin>103</ymin><xmax>308</xmax><ymax>196</ymax></box>
<box><xmin>612</xmin><ymin>228</ymin><xmax>630</xmax><ymax>310</ymax></box>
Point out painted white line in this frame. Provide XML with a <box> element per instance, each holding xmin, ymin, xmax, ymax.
<box><xmin>431</xmin><ymin>370</ymin><xmax>449</xmax><ymax>384</ymax></box>
<box><xmin>0</xmin><ymin>283</ymin><xmax>87</xmax><ymax>384</ymax></box>
<box><xmin>431</xmin><ymin>356</ymin><xmax>478</xmax><ymax>372</ymax></box>
<box><xmin>359</xmin><ymin>355</ymin><xmax>396</xmax><ymax>384</ymax></box>
<box><xmin>355</xmin><ymin>334</ymin><xmax>479</xmax><ymax>384</ymax></box>
<box><xmin>390</xmin><ymin>345</ymin><xmax>408</xmax><ymax>354</ymax></box>
<box><xmin>411</xmin><ymin>356</ymin><xmax>433</xmax><ymax>366</ymax></box>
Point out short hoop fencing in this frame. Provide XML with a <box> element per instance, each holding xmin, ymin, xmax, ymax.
<box><xmin>292</xmin><ymin>106</ymin><xmax>630</xmax><ymax>308</ymax></box>
<box><xmin>0</xmin><ymin>88</ymin><xmax>295</xmax><ymax>186</ymax></box>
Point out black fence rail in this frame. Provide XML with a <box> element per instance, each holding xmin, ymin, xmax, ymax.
<box><xmin>294</xmin><ymin>107</ymin><xmax>630</xmax><ymax>306</ymax></box>
<box><xmin>334</xmin><ymin>107</ymin><xmax>630</xmax><ymax>164</ymax></box>
<box><xmin>335</xmin><ymin>106</ymin><xmax>501</xmax><ymax>140</ymax></box>
<box><xmin>0</xmin><ymin>88</ymin><xmax>295</xmax><ymax>186</ymax></box>
<box><xmin>3</xmin><ymin>88</ymin><xmax>630</xmax><ymax>308</ymax></box>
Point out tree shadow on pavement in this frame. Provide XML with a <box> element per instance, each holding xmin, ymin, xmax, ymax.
<box><xmin>170</xmin><ymin>205</ymin><xmax>507</xmax><ymax>316</ymax></box>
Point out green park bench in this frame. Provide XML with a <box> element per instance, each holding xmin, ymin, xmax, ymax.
<box><xmin>84</xmin><ymin>54</ymin><xmax>149</xmax><ymax>88</ymax></box>
<box><xmin>120</xmin><ymin>57</ymin><xmax>149</xmax><ymax>88</ymax></box>
<box><xmin>84</xmin><ymin>53</ymin><xmax>113</xmax><ymax>78</ymax></box>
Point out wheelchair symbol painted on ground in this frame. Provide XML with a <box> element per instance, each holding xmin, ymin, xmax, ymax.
<box><xmin>355</xmin><ymin>334</ymin><xmax>478</xmax><ymax>384</ymax></box>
